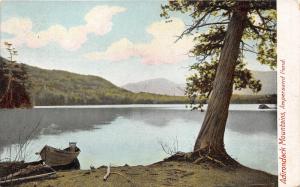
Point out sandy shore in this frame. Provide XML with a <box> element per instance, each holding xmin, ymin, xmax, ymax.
<box><xmin>21</xmin><ymin>161</ymin><xmax>277</xmax><ymax>187</ymax></box>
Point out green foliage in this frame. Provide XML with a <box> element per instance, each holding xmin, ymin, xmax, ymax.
<box><xmin>24</xmin><ymin>64</ymin><xmax>188</xmax><ymax>105</ymax></box>
<box><xmin>0</xmin><ymin>57</ymin><xmax>32</xmax><ymax>108</ymax></box>
<box><xmin>161</xmin><ymin>1</ymin><xmax>276</xmax><ymax>109</ymax></box>
<box><xmin>1</xmin><ymin>58</ymin><xmax>275</xmax><ymax>106</ymax></box>
<box><xmin>231</xmin><ymin>94</ymin><xmax>276</xmax><ymax>104</ymax></box>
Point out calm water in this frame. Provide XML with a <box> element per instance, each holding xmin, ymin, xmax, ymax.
<box><xmin>0</xmin><ymin>104</ymin><xmax>277</xmax><ymax>174</ymax></box>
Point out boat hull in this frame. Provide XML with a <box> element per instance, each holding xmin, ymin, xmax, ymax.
<box><xmin>40</xmin><ymin>145</ymin><xmax>80</xmax><ymax>167</ymax></box>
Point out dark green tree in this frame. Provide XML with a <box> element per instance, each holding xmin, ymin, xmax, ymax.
<box><xmin>0</xmin><ymin>43</ymin><xmax>32</xmax><ymax>108</ymax></box>
<box><xmin>161</xmin><ymin>1</ymin><xmax>276</xmax><ymax>164</ymax></box>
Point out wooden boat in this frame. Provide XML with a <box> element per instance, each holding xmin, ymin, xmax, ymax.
<box><xmin>39</xmin><ymin>143</ymin><xmax>80</xmax><ymax>167</ymax></box>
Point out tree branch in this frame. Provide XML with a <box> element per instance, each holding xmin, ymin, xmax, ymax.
<box><xmin>246</xmin><ymin>19</ymin><xmax>260</xmax><ymax>35</ymax></box>
<box><xmin>243</xmin><ymin>48</ymin><xmax>258</xmax><ymax>54</ymax></box>
<box><xmin>255</xmin><ymin>8</ymin><xmax>267</xmax><ymax>26</ymax></box>
<box><xmin>177</xmin><ymin>11</ymin><xmax>211</xmax><ymax>41</ymax></box>
<box><xmin>194</xmin><ymin>21</ymin><xmax>230</xmax><ymax>28</ymax></box>
<box><xmin>250</xmin><ymin>1</ymin><xmax>276</xmax><ymax>10</ymax></box>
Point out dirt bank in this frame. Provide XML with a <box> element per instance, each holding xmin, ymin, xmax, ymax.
<box><xmin>20</xmin><ymin>161</ymin><xmax>277</xmax><ymax>187</ymax></box>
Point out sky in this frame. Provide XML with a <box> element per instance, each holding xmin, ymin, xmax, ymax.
<box><xmin>0</xmin><ymin>1</ymin><xmax>273</xmax><ymax>86</ymax></box>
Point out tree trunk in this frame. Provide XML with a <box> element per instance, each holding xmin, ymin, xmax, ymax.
<box><xmin>194</xmin><ymin>2</ymin><xmax>250</xmax><ymax>157</ymax></box>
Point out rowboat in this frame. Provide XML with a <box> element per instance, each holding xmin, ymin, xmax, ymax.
<box><xmin>39</xmin><ymin>143</ymin><xmax>80</xmax><ymax>167</ymax></box>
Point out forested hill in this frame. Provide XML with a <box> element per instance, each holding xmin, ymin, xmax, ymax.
<box><xmin>23</xmin><ymin>63</ymin><xmax>188</xmax><ymax>105</ymax></box>
<box><xmin>1</xmin><ymin>57</ymin><xmax>276</xmax><ymax>106</ymax></box>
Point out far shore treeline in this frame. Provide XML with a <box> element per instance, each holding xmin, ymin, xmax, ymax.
<box><xmin>0</xmin><ymin>57</ymin><xmax>276</xmax><ymax>107</ymax></box>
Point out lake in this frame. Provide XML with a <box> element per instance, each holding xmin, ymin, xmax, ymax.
<box><xmin>0</xmin><ymin>104</ymin><xmax>277</xmax><ymax>174</ymax></box>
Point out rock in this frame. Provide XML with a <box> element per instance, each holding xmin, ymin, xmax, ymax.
<box><xmin>90</xmin><ymin>165</ymin><xmax>96</xmax><ymax>171</ymax></box>
<box><xmin>258</xmin><ymin>104</ymin><xmax>270</xmax><ymax>109</ymax></box>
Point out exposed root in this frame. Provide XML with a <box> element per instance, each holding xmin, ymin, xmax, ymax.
<box><xmin>192</xmin><ymin>157</ymin><xmax>205</xmax><ymax>164</ymax></box>
<box><xmin>163</xmin><ymin>148</ymin><xmax>240</xmax><ymax>169</ymax></box>
<box><xmin>206</xmin><ymin>155</ymin><xmax>226</xmax><ymax>167</ymax></box>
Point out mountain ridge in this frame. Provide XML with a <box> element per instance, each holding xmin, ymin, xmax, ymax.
<box><xmin>24</xmin><ymin>64</ymin><xmax>188</xmax><ymax>105</ymax></box>
<box><xmin>0</xmin><ymin>57</ymin><xmax>276</xmax><ymax>106</ymax></box>
<box><xmin>0</xmin><ymin>57</ymin><xmax>188</xmax><ymax>105</ymax></box>
<box><xmin>122</xmin><ymin>78</ymin><xmax>185</xmax><ymax>96</ymax></box>
<box><xmin>122</xmin><ymin>71</ymin><xmax>276</xmax><ymax>96</ymax></box>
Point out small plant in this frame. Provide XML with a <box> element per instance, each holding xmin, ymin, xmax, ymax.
<box><xmin>158</xmin><ymin>136</ymin><xmax>179</xmax><ymax>156</ymax></box>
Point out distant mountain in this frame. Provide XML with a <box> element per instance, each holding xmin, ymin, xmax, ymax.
<box><xmin>0</xmin><ymin>56</ymin><xmax>277</xmax><ymax>106</ymax></box>
<box><xmin>122</xmin><ymin>78</ymin><xmax>185</xmax><ymax>96</ymax></box>
<box><xmin>123</xmin><ymin>71</ymin><xmax>276</xmax><ymax>96</ymax></box>
<box><xmin>0</xmin><ymin>57</ymin><xmax>187</xmax><ymax>106</ymax></box>
<box><xmin>25</xmin><ymin>66</ymin><xmax>188</xmax><ymax>105</ymax></box>
<box><xmin>234</xmin><ymin>71</ymin><xmax>276</xmax><ymax>95</ymax></box>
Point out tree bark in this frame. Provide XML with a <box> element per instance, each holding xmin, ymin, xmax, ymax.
<box><xmin>194</xmin><ymin>2</ymin><xmax>250</xmax><ymax>157</ymax></box>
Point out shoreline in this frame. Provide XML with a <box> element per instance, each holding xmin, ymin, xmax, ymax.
<box><xmin>20</xmin><ymin>160</ymin><xmax>277</xmax><ymax>187</ymax></box>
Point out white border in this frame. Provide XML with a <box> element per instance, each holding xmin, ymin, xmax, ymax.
<box><xmin>278</xmin><ymin>0</ymin><xmax>300</xmax><ymax>186</ymax></box>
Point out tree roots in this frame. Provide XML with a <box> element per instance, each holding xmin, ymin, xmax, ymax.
<box><xmin>163</xmin><ymin>148</ymin><xmax>240</xmax><ymax>169</ymax></box>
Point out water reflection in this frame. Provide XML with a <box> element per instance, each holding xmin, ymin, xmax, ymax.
<box><xmin>0</xmin><ymin>105</ymin><xmax>277</xmax><ymax>174</ymax></box>
<box><xmin>0</xmin><ymin>105</ymin><xmax>276</xmax><ymax>150</ymax></box>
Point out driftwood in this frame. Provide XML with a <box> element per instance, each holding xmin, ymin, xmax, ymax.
<box><xmin>103</xmin><ymin>165</ymin><xmax>111</xmax><ymax>181</ymax></box>
<box><xmin>0</xmin><ymin>171</ymin><xmax>56</xmax><ymax>185</ymax></box>
<box><xmin>0</xmin><ymin>162</ymin><xmax>56</xmax><ymax>185</ymax></box>
<box><xmin>0</xmin><ymin>161</ymin><xmax>27</xmax><ymax>178</ymax></box>
<box><xmin>2</xmin><ymin>164</ymin><xmax>53</xmax><ymax>180</ymax></box>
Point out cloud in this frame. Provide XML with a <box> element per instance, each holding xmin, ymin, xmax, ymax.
<box><xmin>1</xmin><ymin>17</ymin><xmax>33</xmax><ymax>35</ymax></box>
<box><xmin>84</xmin><ymin>18</ymin><xmax>194</xmax><ymax>64</ymax></box>
<box><xmin>138</xmin><ymin>18</ymin><xmax>194</xmax><ymax>64</ymax></box>
<box><xmin>84</xmin><ymin>38</ymin><xmax>137</xmax><ymax>61</ymax></box>
<box><xmin>0</xmin><ymin>5</ymin><xmax>126</xmax><ymax>51</ymax></box>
